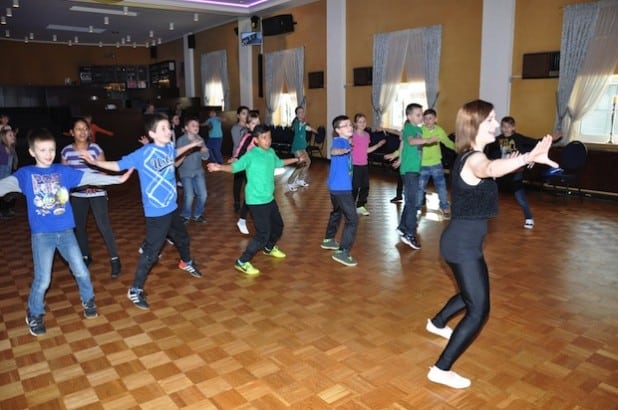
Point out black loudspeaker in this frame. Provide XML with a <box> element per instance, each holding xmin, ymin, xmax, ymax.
<box><xmin>188</xmin><ymin>34</ymin><xmax>195</xmax><ymax>49</ymax></box>
<box><xmin>150</xmin><ymin>46</ymin><xmax>157</xmax><ymax>59</ymax></box>
<box><xmin>353</xmin><ymin>67</ymin><xmax>372</xmax><ymax>86</ymax></box>
<box><xmin>262</xmin><ymin>14</ymin><xmax>295</xmax><ymax>36</ymax></box>
<box><xmin>308</xmin><ymin>71</ymin><xmax>324</xmax><ymax>89</ymax></box>
<box><xmin>258</xmin><ymin>54</ymin><xmax>263</xmax><ymax>98</ymax></box>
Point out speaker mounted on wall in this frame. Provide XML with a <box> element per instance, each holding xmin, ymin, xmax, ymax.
<box><xmin>150</xmin><ymin>46</ymin><xmax>158</xmax><ymax>59</ymax></box>
<box><xmin>308</xmin><ymin>71</ymin><xmax>324</xmax><ymax>89</ymax></box>
<box><xmin>353</xmin><ymin>67</ymin><xmax>372</xmax><ymax>86</ymax></box>
<box><xmin>187</xmin><ymin>34</ymin><xmax>196</xmax><ymax>49</ymax></box>
<box><xmin>262</xmin><ymin>14</ymin><xmax>295</xmax><ymax>36</ymax></box>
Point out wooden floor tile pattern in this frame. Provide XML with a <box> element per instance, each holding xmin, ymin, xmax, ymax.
<box><xmin>0</xmin><ymin>160</ymin><xmax>617</xmax><ymax>409</ymax></box>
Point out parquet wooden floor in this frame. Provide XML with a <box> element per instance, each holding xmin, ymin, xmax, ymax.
<box><xmin>0</xmin><ymin>160</ymin><xmax>616</xmax><ymax>409</ymax></box>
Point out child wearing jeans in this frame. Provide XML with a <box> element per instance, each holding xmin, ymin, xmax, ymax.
<box><xmin>0</xmin><ymin>129</ymin><xmax>133</xmax><ymax>336</ymax></box>
<box><xmin>320</xmin><ymin>115</ymin><xmax>359</xmax><ymax>267</ymax></box>
<box><xmin>204</xmin><ymin>109</ymin><xmax>225</xmax><ymax>164</ymax></box>
<box><xmin>176</xmin><ymin>116</ymin><xmax>210</xmax><ymax>223</ymax></box>
<box><xmin>208</xmin><ymin>124</ymin><xmax>305</xmax><ymax>276</ymax></box>
<box><xmin>81</xmin><ymin>113</ymin><xmax>204</xmax><ymax>310</ymax></box>
<box><xmin>351</xmin><ymin>113</ymin><xmax>385</xmax><ymax>216</ymax></box>
<box><xmin>0</xmin><ymin>127</ymin><xmax>18</xmax><ymax>217</ymax></box>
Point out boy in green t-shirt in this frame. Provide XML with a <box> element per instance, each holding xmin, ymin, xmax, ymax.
<box><xmin>208</xmin><ymin>125</ymin><xmax>306</xmax><ymax>275</ymax></box>
<box><xmin>385</xmin><ymin>103</ymin><xmax>437</xmax><ymax>250</ymax></box>
<box><xmin>417</xmin><ymin>109</ymin><xmax>455</xmax><ymax>219</ymax></box>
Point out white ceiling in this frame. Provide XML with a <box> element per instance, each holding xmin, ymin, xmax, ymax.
<box><xmin>0</xmin><ymin>0</ymin><xmax>314</xmax><ymax>47</ymax></box>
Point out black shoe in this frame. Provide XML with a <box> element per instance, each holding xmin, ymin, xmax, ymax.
<box><xmin>82</xmin><ymin>297</ymin><xmax>98</xmax><ymax>318</ymax></box>
<box><xmin>26</xmin><ymin>313</ymin><xmax>46</xmax><ymax>336</ymax></box>
<box><xmin>192</xmin><ymin>216</ymin><xmax>207</xmax><ymax>224</ymax></box>
<box><xmin>110</xmin><ymin>258</ymin><xmax>121</xmax><ymax>278</ymax></box>
<box><xmin>127</xmin><ymin>288</ymin><xmax>149</xmax><ymax>310</ymax></box>
<box><xmin>390</xmin><ymin>196</ymin><xmax>403</xmax><ymax>203</ymax></box>
<box><xmin>401</xmin><ymin>234</ymin><xmax>421</xmax><ymax>250</ymax></box>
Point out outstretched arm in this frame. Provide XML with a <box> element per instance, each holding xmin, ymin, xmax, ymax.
<box><xmin>367</xmin><ymin>139</ymin><xmax>386</xmax><ymax>153</ymax></box>
<box><xmin>79</xmin><ymin>168</ymin><xmax>134</xmax><ymax>186</ymax></box>
<box><xmin>176</xmin><ymin>139</ymin><xmax>203</xmax><ymax>157</ymax></box>
<box><xmin>80</xmin><ymin>150</ymin><xmax>121</xmax><ymax>172</ymax></box>
<box><xmin>0</xmin><ymin>176</ymin><xmax>21</xmax><ymax>197</ymax></box>
<box><xmin>207</xmin><ymin>163</ymin><xmax>233</xmax><ymax>173</ymax></box>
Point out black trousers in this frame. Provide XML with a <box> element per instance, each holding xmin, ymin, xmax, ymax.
<box><xmin>432</xmin><ymin>257</ymin><xmax>490</xmax><ymax>370</ymax></box>
<box><xmin>239</xmin><ymin>200</ymin><xmax>283</xmax><ymax>263</ymax></box>
<box><xmin>324</xmin><ymin>192</ymin><xmax>358</xmax><ymax>252</ymax></box>
<box><xmin>133</xmin><ymin>209</ymin><xmax>192</xmax><ymax>290</ymax></box>
<box><xmin>71</xmin><ymin>194</ymin><xmax>119</xmax><ymax>260</ymax></box>
<box><xmin>352</xmin><ymin>165</ymin><xmax>370</xmax><ymax>208</ymax></box>
<box><xmin>233</xmin><ymin>171</ymin><xmax>246</xmax><ymax>210</ymax></box>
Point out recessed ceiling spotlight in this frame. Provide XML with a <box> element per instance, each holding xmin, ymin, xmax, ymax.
<box><xmin>29</xmin><ymin>32</ymin><xmax>34</xmax><ymax>39</ymax></box>
<box><xmin>169</xmin><ymin>22</ymin><xmax>174</xmax><ymax>31</ymax></box>
<box><xmin>99</xmin><ymin>41</ymin><xmax>103</xmax><ymax>47</ymax></box>
<box><xmin>0</xmin><ymin>17</ymin><xmax>6</xmax><ymax>25</ymax></box>
<box><xmin>116</xmin><ymin>42</ymin><xmax>120</xmax><ymax>48</ymax></box>
<box><xmin>132</xmin><ymin>42</ymin><xmax>136</xmax><ymax>48</ymax></box>
<box><xmin>88</xmin><ymin>25</ymin><xmax>93</xmax><ymax>33</ymax></box>
<box><xmin>6</xmin><ymin>8</ymin><xmax>12</xmax><ymax>17</ymax></box>
<box><xmin>74</xmin><ymin>36</ymin><xmax>78</xmax><ymax>43</ymax></box>
<box><xmin>5</xmin><ymin>29</ymin><xmax>9</xmax><ymax>37</ymax></box>
<box><xmin>13</xmin><ymin>0</ymin><xmax>19</xmax><ymax>8</ymax></box>
<box><xmin>52</xmin><ymin>34</ymin><xmax>57</xmax><ymax>41</ymax></box>
<box><xmin>149</xmin><ymin>30</ymin><xmax>153</xmax><ymax>38</ymax></box>
<box><xmin>123</xmin><ymin>7</ymin><xmax>128</xmax><ymax>15</ymax></box>
<box><xmin>24</xmin><ymin>36</ymin><xmax>28</xmax><ymax>43</ymax></box>
<box><xmin>104</xmin><ymin>16</ymin><xmax>109</xmax><ymax>25</ymax></box>
<box><xmin>194</xmin><ymin>13</ymin><xmax>199</xmax><ymax>22</ymax></box>
<box><xmin>68</xmin><ymin>40</ymin><xmax>72</xmax><ymax>46</ymax></box>
<box><xmin>126</xmin><ymin>34</ymin><xmax>131</xmax><ymax>42</ymax></box>
<box><xmin>157</xmin><ymin>37</ymin><xmax>162</xmax><ymax>45</ymax></box>
<box><xmin>121</xmin><ymin>38</ymin><xmax>125</xmax><ymax>45</ymax></box>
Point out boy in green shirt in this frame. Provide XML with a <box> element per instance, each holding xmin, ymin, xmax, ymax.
<box><xmin>208</xmin><ymin>125</ymin><xmax>306</xmax><ymax>275</ymax></box>
<box><xmin>386</xmin><ymin>103</ymin><xmax>437</xmax><ymax>249</ymax></box>
<box><xmin>417</xmin><ymin>109</ymin><xmax>455</xmax><ymax>219</ymax></box>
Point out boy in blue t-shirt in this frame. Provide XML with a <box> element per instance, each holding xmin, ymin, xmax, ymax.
<box><xmin>320</xmin><ymin>115</ymin><xmax>359</xmax><ymax>267</ymax></box>
<box><xmin>81</xmin><ymin>113</ymin><xmax>204</xmax><ymax>310</ymax></box>
<box><xmin>204</xmin><ymin>109</ymin><xmax>224</xmax><ymax>164</ymax></box>
<box><xmin>0</xmin><ymin>129</ymin><xmax>133</xmax><ymax>336</ymax></box>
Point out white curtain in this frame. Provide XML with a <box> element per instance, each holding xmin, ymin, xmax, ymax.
<box><xmin>562</xmin><ymin>0</ymin><xmax>618</xmax><ymax>142</ymax></box>
<box><xmin>371</xmin><ymin>25</ymin><xmax>442</xmax><ymax>127</ymax></box>
<box><xmin>200</xmin><ymin>50</ymin><xmax>230</xmax><ymax>109</ymax></box>
<box><xmin>264</xmin><ymin>47</ymin><xmax>305</xmax><ymax>124</ymax></box>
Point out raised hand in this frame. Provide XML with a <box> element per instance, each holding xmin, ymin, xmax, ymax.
<box><xmin>119</xmin><ymin>167</ymin><xmax>135</xmax><ymax>183</ymax></box>
<box><xmin>528</xmin><ymin>135</ymin><xmax>559</xmax><ymax>168</ymax></box>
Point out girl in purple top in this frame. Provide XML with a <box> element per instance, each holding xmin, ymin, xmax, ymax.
<box><xmin>351</xmin><ymin>113</ymin><xmax>385</xmax><ymax>216</ymax></box>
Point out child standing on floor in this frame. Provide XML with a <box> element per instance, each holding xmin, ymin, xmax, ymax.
<box><xmin>61</xmin><ymin>118</ymin><xmax>122</xmax><ymax>278</ymax></box>
<box><xmin>287</xmin><ymin>106</ymin><xmax>315</xmax><ymax>191</ymax></box>
<box><xmin>351</xmin><ymin>113</ymin><xmax>386</xmax><ymax>216</ymax></box>
<box><xmin>320</xmin><ymin>115</ymin><xmax>359</xmax><ymax>267</ymax></box>
<box><xmin>0</xmin><ymin>129</ymin><xmax>133</xmax><ymax>335</ymax></box>
<box><xmin>232</xmin><ymin>110</ymin><xmax>261</xmax><ymax>235</ymax></box>
<box><xmin>0</xmin><ymin>128</ymin><xmax>18</xmax><ymax>218</ymax></box>
<box><xmin>417</xmin><ymin>109</ymin><xmax>455</xmax><ymax>219</ymax></box>
<box><xmin>204</xmin><ymin>109</ymin><xmax>225</xmax><ymax>164</ymax></box>
<box><xmin>176</xmin><ymin>116</ymin><xmax>210</xmax><ymax>224</ymax></box>
<box><xmin>231</xmin><ymin>106</ymin><xmax>250</xmax><ymax>212</ymax></box>
<box><xmin>80</xmin><ymin>113</ymin><xmax>204</xmax><ymax>310</ymax></box>
<box><xmin>387</xmin><ymin>103</ymin><xmax>438</xmax><ymax>250</ymax></box>
<box><xmin>208</xmin><ymin>124</ymin><xmax>305</xmax><ymax>276</ymax></box>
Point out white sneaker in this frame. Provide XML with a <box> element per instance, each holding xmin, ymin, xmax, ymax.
<box><xmin>287</xmin><ymin>183</ymin><xmax>298</xmax><ymax>192</ymax></box>
<box><xmin>297</xmin><ymin>180</ymin><xmax>309</xmax><ymax>187</ymax></box>
<box><xmin>427</xmin><ymin>366</ymin><xmax>471</xmax><ymax>389</ymax></box>
<box><xmin>237</xmin><ymin>218</ymin><xmax>249</xmax><ymax>235</ymax></box>
<box><xmin>524</xmin><ymin>219</ymin><xmax>534</xmax><ymax>229</ymax></box>
<box><xmin>426</xmin><ymin>319</ymin><xmax>453</xmax><ymax>340</ymax></box>
<box><xmin>356</xmin><ymin>206</ymin><xmax>370</xmax><ymax>216</ymax></box>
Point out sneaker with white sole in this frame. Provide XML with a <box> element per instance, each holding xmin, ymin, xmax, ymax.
<box><xmin>179</xmin><ymin>260</ymin><xmax>202</xmax><ymax>278</ymax></box>
<box><xmin>263</xmin><ymin>245</ymin><xmax>286</xmax><ymax>258</ymax></box>
<box><xmin>237</xmin><ymin>218</ymin><xmax>249</xmax><ymax>234</ymax></box>
<box><xmin>82</xmin><ymin>297</ymin><xmax>98</xmax><ymax>318</ymax></box>
<box><xmin>127</xmin><ymin>288</ymin><xmax>149</xmax><ymax>310</ymax></box>
<box><xmin>287</xmin><ymin>183</ymin><xmax>298</xmax><ymax>192</ymax></box>
<box><xmin>235</xmin><ymin>260</ymin><xmax>260</xmax><ymax>275</ymax></box>
<box><xmin>332</xmin><ymin>250</ymin><xmax>358</xmax><ymax>267</ymax></box>
<box><xmin>297</xmin><ymin>180</ymin><xmax>309</xmax><ymax>187</ymax></box>
<box><xmin>425</xmin><ymin>319</ymin><xmax>452</xmax><ymax>340</ymax></box>
<box><xmin>401</xmin><ymin>234</ymin><xmax>421</xmax><ymax>249</ymax></box>
<box><xmin>427</xmin><ymin>366</ymin><xmax>471</xmax><ymax>389</ymax></box>
<box><xmin>320</xmin><ymin>238</ymin><xmax>339</xmax><ymax>250</ymax></box>
<box><xmin>356</xmin><ymin>206</ymin><xmax>370</xmax><ymax>216</ymax></box>
<box><xmin>26</xmin><ymin>313</ymin><xmax>46</xmax><ymax>336</ymax></box>
<box><xmin>524</xmin><ymin>219</ymin><xmax>534</xmax><ymax>229</ymax></box>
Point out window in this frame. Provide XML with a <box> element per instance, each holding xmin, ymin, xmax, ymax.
<box><xmin>274</xmin><ymin>92</ymin><xmax>296</xmax><ymax>126</ymax></box>
<box><xmin>579</xmin><ymin>75</ymin><xmax>618</xmax><ymax>144</ymax></box>
<box><xmin>204</xmin><ymin>80</ymin><xmax>224</xmax><ymax>110</ymax></box>
<box><xmin>386</xmin><ymin>81</ymin><xmax>428</xmax><ymax>129</ymax></box>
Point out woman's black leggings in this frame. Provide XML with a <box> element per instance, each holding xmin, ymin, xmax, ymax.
<box><xmin>432</xmin><ymin>257</ymin><xmax>490</xmax><ymax>370</ymax></box>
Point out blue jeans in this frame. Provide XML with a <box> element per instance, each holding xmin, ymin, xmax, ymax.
<box><xmin>398</xmin><ymin>172</ymin><xmax>419</xmax><ymax>236</ymax></box>
<box><xmin>180</xmin><ymin>173</ymin><xmax>207</xmax><ymax>219</ymax></box>
<box><xmin>512</xmin><ymin>172</ymin><xmax>533</xmax><ymax>219</ymax></box>
<box><xmin>29</xmin><ymin>230</ymin><xmax>95</xmax><ymax>316</ymax></box>
<box><xmin>417</xmin><ymin>164</ymin><xmax>450</xmax><ymax>211</ymax></box>
<box><xmin>206</xmin><ymin>138</ymin><xmax>223</xmax><ymax>164</ymax></box>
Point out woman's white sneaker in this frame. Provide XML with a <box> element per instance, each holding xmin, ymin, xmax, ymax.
<box><xmin>427</xmin><ymin>366</ymin><xmax>471</xmax><ymax>389</ymax></box>
<box><xmin>426</xmin><ymin>319</ymin><xmax>453</xmax><ymax>340</ymax></box>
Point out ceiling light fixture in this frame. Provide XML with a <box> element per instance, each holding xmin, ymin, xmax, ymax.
<box><xmin>68</xmin><ymin>40</ymin><xmax>72</xmax><ymax>46</ymax></box>
<box><xmin>24</xmin><ymin>36</ymin><xmax>28</xmax><ymax>43</ymax></box>
<box><xmin>52</xmin><ymin>34</ymin><xmax>57</xmax><ymax>41</ymax></box>
<box><xmin>46</xmin><ymin>24</ymin><xmax>105</xmax><ymax>34</ymax></box>
<box><xmin>149</xmin><ymin>30</ymin><xmax>153</xmax><ymax>38</ymax></box>
<box><xmin>104</xmin><ymin>16</ymin><xmax>109</xmax><ymax>25</ymax></box>
<box><xmin>121</xmin><ymin>38</ymin><xmax>125</xmax><ymax>44</ymax></box>
<box><xmin>126</xmin><ymin>34</ymin><xmax>131</xmax><ymax>42</ymax></box>
<box><xmin>169</xmin><ymin>22</ymin><xmax>174</xmax><ymax>30</ymax></box>
<box><xmin>99</xmin><ymin>41</ymin><xmax>103</xmax><ymax>47</ymax></box>
<box><xmin>74</xmin><ymin>36</ymin><xmax>79</xmax><ymax>43</ymax></box>
<box><xmin>29</xmin><ymin>32</ymin><xmax>33</xmax><ymax>39</ymax></box>
<box><xmin>88</xmin><ymin>25</ymin><xmax>93</xmax><ymax>33</ymax></box>
<box><xmin>5</xmin><ymin>30</ymin><xmax>9</xmax><ymax>37</ymax></box>
<box><xmin>123</xmin><ymin>6</ymin><xmax>128</xmax><ymax>16</ymax></box>
<box><xmin>6</xmin><ymin>8</ymin><xmax>12</xmax><ymax>17</ymax></box>
<box><xmin>0</xmin><ymin>17</ymin><xmax>6</xmax><ymax>25</ymax></box>
<box><xmin>194</xmin><ymin>13</ymin><xmax>199</xmax><ymax>22</ymax></box>
<box><xmin>132</xmin><ymin>42</ymin><xmax>136</xmax><ymax>48</ymax></box>
<box><xmin>13</xmin><ymin>0</ymin><xmax>19</xmax><ymax>8</ymax></box>
<box><xmin>69</xmin><ymin>6</ymin><xmax>137</xmax><ymax>17</ymax></box>
<box><xmin>157</xmin><ymin>37</ymin><xmax>162</xmax><ymax>45</ymax></box>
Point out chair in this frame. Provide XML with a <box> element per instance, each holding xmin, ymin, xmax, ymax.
<box><xmin>544</xmin><ymin>141</ymin><xmax>588</xmax><ymax>197</ymax></box>
<box><xmin>306</xmin><ymin>126</ymin><xmax>326</xmax><ymax>158</ymax></box>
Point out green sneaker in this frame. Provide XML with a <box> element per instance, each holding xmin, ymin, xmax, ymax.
<box><xmin>263</xmin><ymin>245</ymin><xmax>286</xmax><ymax>258</ymax></box>
<box><xmin>235</xmin><ymin>260</ymin><xmax>260</xmax><ymax>275</ymax></box>
<box><xmin>321</xmin><ymin>238</ymin><xmax>339</xmax><ymax>250</ymax></box>
<box><xmin>332</xmin><ymin>250</ymin><xmax>358</xmax><ymax>267</ymax></box>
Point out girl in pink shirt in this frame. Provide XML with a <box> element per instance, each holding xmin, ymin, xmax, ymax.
<box><xmin>351</xmin><ymin>113</ymin><xmax>385</xmax><ymax>216</ymax></box>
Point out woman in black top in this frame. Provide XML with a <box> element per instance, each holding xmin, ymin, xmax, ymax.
<box><xmin>425</xmin><ymin>100</ymin><xmax>558</xmax><ymax>389</ymax></box>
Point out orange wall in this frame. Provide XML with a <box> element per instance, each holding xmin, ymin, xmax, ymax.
<box><xmin>0</xmin><ymin>41</ymin><xmax>149</xmax><ymax>85</ymax></box>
